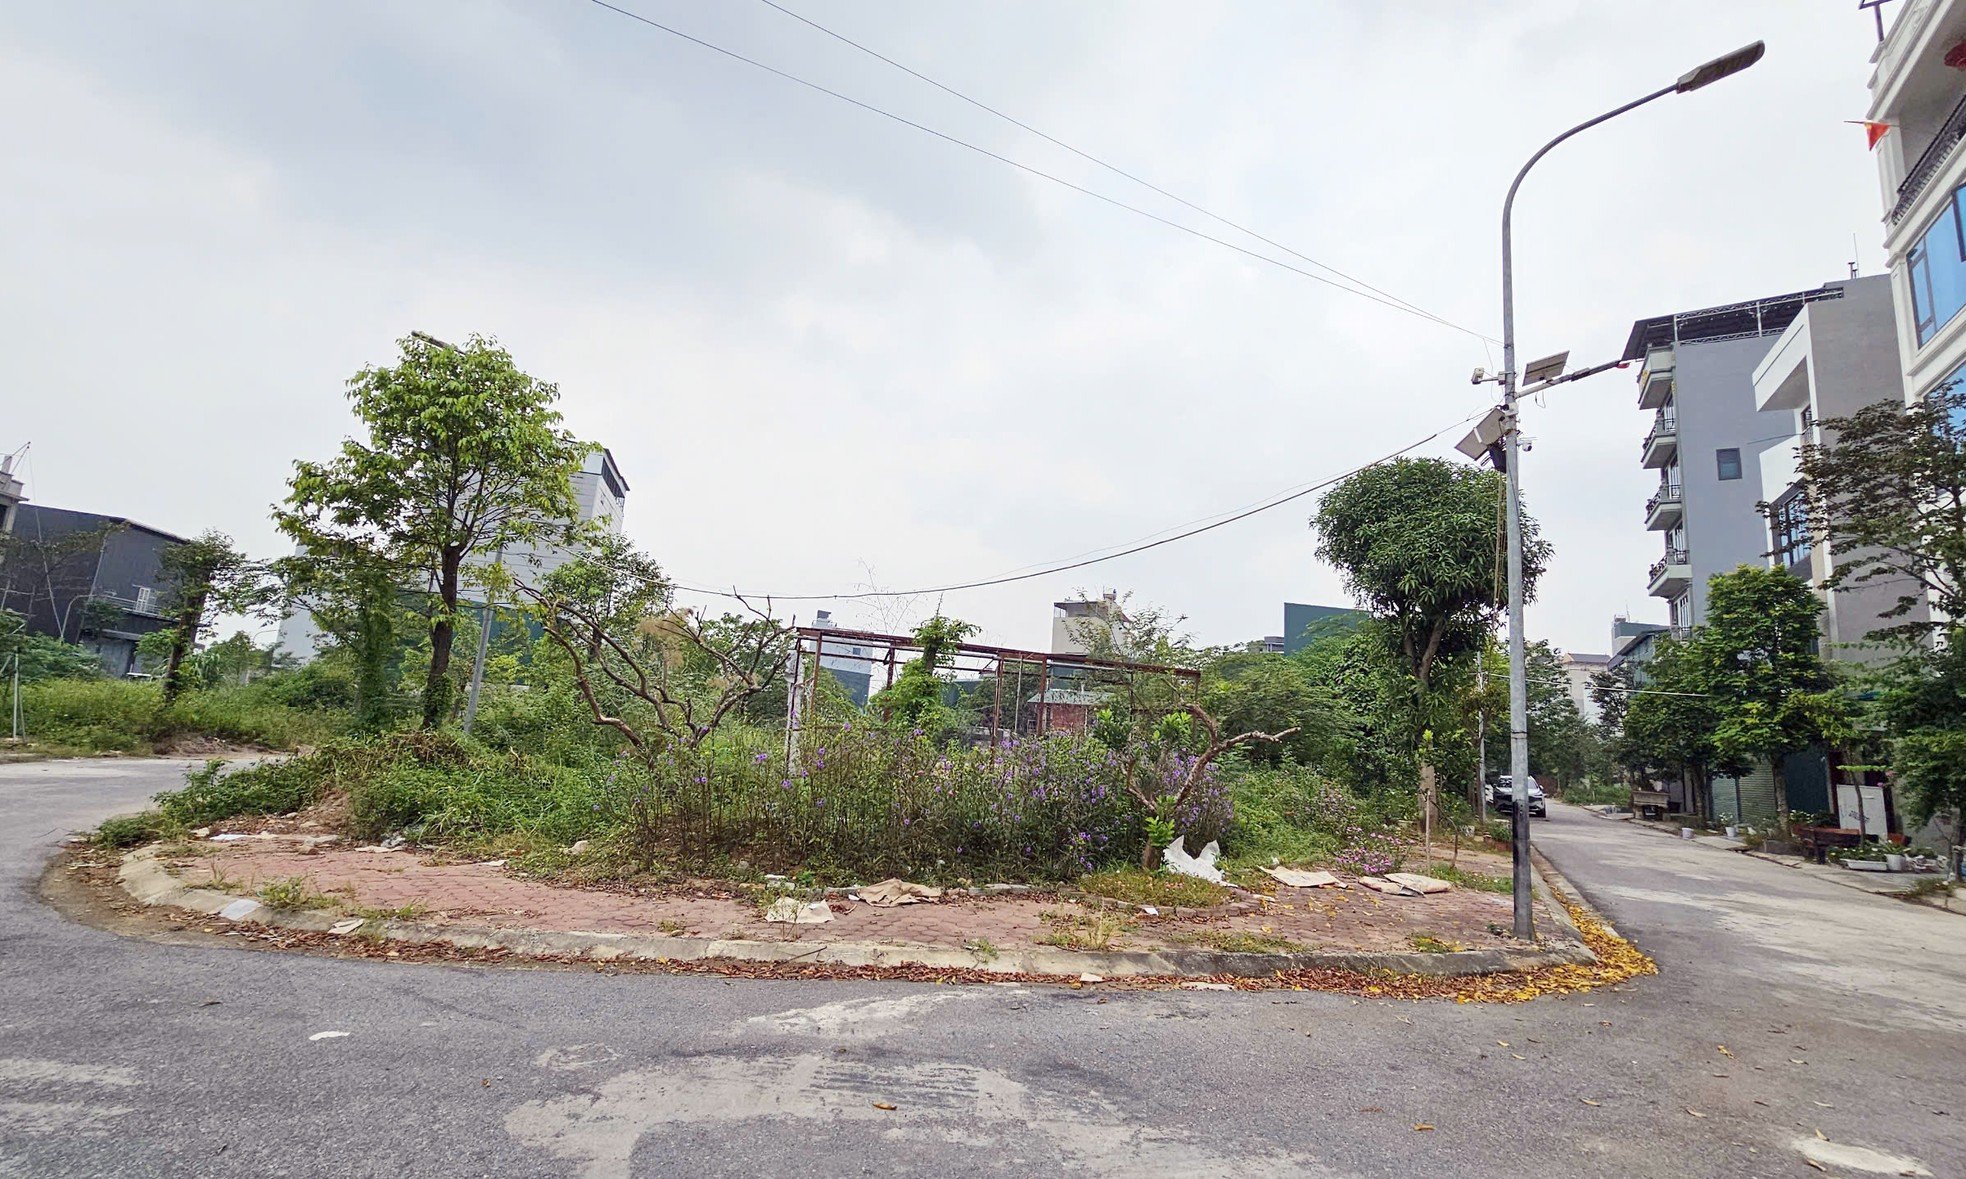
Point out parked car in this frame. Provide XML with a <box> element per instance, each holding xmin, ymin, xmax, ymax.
<box><xmin>1489</xmin><ymin>775</ymin><xmax>1547</xmax><ymax>819</ymax></box>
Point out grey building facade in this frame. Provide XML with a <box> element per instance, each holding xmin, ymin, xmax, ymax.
<box><xmin>1751</xmin><ymin>274</ymin><xmax>1923</xmax><ymax>662</ymax></box>
<box><xmin>1627</xmin><ymin>284</ymin><xmax>1855</xmax><ymax>634</ymax></box>
<box><xmin>0</xmin><ymin>504</ymin><xmax>186</xmax><ymax>676</ymax></box>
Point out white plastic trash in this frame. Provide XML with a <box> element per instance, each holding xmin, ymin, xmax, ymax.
<box><xmin>1162</xmin><ymin>836</ymin><xmax>1225</xmax><ymax>883</ymax></box>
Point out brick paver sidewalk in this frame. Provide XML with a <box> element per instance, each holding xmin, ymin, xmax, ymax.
<box><xmin>167</xmin><ymin>836</ymin><xmax>1533</xmax><ymax>956</ymax></box>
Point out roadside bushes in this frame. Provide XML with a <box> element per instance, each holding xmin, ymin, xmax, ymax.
<box><xmin>1226</xmin><ymin>763</ymin><xmax>1413</xmax><ymax>871</ymax></box>
<box><xmin>17</xmin><ymin>677</ymin><xmax>345</xmax><ymax>755</ymax></box>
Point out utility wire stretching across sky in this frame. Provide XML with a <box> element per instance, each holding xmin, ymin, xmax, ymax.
<box><xmin>653</xmin><ymin>407</ymin><xmax>1489</xmax><ymax>603</ymax></box>
<box><xmin>582</xmin><ymin>0</ymin><xmax>1499</xmax><ymax>344</ymax></box>
<box><xmin>752</xmin><ymin>0</ymin><xmax>1477</xmax><ymax>339</ymax></box>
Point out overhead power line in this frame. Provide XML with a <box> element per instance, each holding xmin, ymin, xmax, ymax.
<box><xmin>582</xmin><ymin>0</ymin><xmax>1497</xmax><ymax>343</ymax></box>
<box><xmin>658</xmin><ymin>407</ymin><xmax>1487</xmax><ymax>603</ymax></box>
<box><xmin>754</xmin><ymin>0</ymin><xmax>1481</xmax><ymax>340</ymax></box>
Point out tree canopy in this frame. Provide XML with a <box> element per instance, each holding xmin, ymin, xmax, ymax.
<box><xmin>1797</xmin><ymin>374</ymin><xmax>1966</xmax><ymax>637</ymax></box>
<box><xmin>277</xmin><ymin>333</ymin><xmax>589</xmax><ymax>728</ymax></box>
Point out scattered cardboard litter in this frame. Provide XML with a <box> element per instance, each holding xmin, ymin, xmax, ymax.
<box><xmin>1357</xmin><ymin>877</ymin><xmax>1418</xmax><ymax>897</ymax></box>
<box><xmin>854</xmin><ymin>879</ymin><xmax>943</xmax><ymax>907</ymax></box>
<box><xmin>1261</xmin><ymin>867</ymin><xmax>1341</xmax><ymax>889</ymax></box>
<box><xmin>1384</xmin><ymin>872</ymin><xmax>1452</xmax><ymax>895</ymax></box>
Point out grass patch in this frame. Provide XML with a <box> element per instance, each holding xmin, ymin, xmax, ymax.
<box><xmin>17</xmin><ymin>677</ymin><xmax>346</xmax><ymax>756</ymax></box>
<box><xmin>351</xmin><ymin>901</ymin><xmax>428</xmax><ymax>922</ymax></box>
<box><xmin>1195</xmin><ymin>930</ymin><xmax>1309</xmax><ymax>954</ymax></box>
<box><xmin>256</xmin><ymin>875</ymin><xmax>335</xmax><ymax>911</ymax></box>
<box><xmin>1077</xmin><ymin>868</ymin><xmax>1227</xmax><ymax>909</ymax></box>
<box><xmin>1894</xmin><ymin>876</ymin><xmax>1955</xmax><ymax>902</ymax></box>
<box><xmin>964</xmin><ymin>937</ymin><xmax>999</xmax><ymax>961</ymax></box>
<box><xmin>1036</xmin><ymin>908</ymin><xmax>1131</xmax><ymax>951</ymax></box>
<box><xmin>1408</xmin><ymin>933</ymin><xmax>1463</xmax><ymax>954</ymax></box>
<box><xmin>1418</xmin><ymin>864</ymin><xmax>1512</xmax><ymax>894</ymax></box>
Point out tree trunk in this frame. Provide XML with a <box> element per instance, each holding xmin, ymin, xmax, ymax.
<box><xmin>1419</xmin><ymin>762</ymin><xmax>1439</xmax><ymax>864</ymax></box>
<box><xmin>422</xmin><ymin>549</ymin><xmax>463</xmax><ymax>729</ymax></box>
<box><xmin>1771</xmin><ymin>754</ymin><xmax>1791</xmax><ymax>835</ymax></box>
<box><xmin>159</xmin><ymin>588</ymin><xmax>207</xmax><ymax>706</ymax></box>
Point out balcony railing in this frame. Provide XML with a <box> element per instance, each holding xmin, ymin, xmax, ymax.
<box><xmin>1889</xmin><ymin>90</ymin><xmax>1966</xmax><ymax>225</ymax></box>
<box><xmin>1648</xmin><ymin>549</ymin><xmax>1689</xmax><ymax>582</ymax></box>
<box><xmin>1645</xmin><ymin>483</ymin><xmax>1683</xmax><ymax>521</ymax></box>
<box><xmin>1642</xmin><ymin>410</ymin><xmax>1677</xmax><ymax>454</ymax></box>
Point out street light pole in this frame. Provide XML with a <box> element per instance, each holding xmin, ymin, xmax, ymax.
<box><xmin>1497</xmin><ymin>41</ymin><xmax>1764</xmax><ymax>940</ymax></box>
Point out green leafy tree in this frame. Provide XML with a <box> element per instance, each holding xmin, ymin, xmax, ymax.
<box><xmin>1615</xmin><ymin>637</ymin><xmax>1723</xmax><ymax>815</ymax></box>
<box><xmin>1695</xmin><ymin>566</ymin><xmax>1850</xmax><ymax>833</ymax></box>
<box><xmin>1870</xmin><ymin>628</ymin><xmax>1966</xmax><ymax>847</ymax></box>
<box><xmin>1200</xmin><ymin>652</ymin><xmax>1347</xmax><ymax>767</ymax></box>
<box><xmin>272</xmin><ymin>541</ymin><xmax>412</xmax><ymax>733</ymax></box>
<box><xmin>277</xmin><ymin>333</ymin><xmax>589</xmax><ymax>728</ymax></box>
<box><xmin>155</xmin><ymin>532</ymin><xmax>273</xmax><ymax>705</ymax></box>
<box><xmin>1313</xmin><ymin>457</ymin><xmax>1549</xmax><ymax>820</ymax></box>
<box><xmin>1797</xmin><ymin>373</ymin><xmax>1966</xmax><ymax>637</ymax></box>
<box><xmin>0</xmin><ymin>610</ymin><xmax>102</xmax><ymax>683</ymax></box>
<box><xmin>538</xmin><ymin>533</ymin><xmax>672</xmax><ymax>658</ymax></box>
<box><xmin>870</xmin><ymin>615</ymin><xmax>979</xmax><ymax>729</ymax></box>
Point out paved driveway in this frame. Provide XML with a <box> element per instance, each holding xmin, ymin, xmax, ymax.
<box><xmin>0</xmin><ymin>762</ymin><xmax>1959</xmax><ymax>1177</ymax></box>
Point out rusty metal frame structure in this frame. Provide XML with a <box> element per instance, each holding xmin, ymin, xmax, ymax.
<box><xmin>785</xmin><ymin>625</ymin><xmax>1200</xmax><ymax>755</ymax></box>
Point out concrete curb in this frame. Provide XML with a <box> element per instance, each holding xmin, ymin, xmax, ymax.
<box><xmin>117</xmin><ymin>849</ymin><xmax>1597</xmax><ymax>981</ymax></box>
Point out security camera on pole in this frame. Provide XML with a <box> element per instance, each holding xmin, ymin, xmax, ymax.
<box><xmin>1467</xmin><ymin>41</ymin><xmax>1764</xmax><ymax>940</ymax></box>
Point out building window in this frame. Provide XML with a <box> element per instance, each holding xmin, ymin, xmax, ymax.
<box><xmin>1909</xmin><ymin>183</ymin><xmax>1966</xmax><ymax>346</ymax></box>
<box><xmin>1769</xmin><ymin>488</ymin><xmax>1812</xmax><ymax>575</ymax></box>
<box><xmin>1716</xmin><ymin>448</ymin><xmax>1743</xmax><ymax>481</ymax></box>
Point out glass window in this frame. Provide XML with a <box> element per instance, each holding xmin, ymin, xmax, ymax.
<box><xmin>1769</xmin><ymin>489</ymin><xmax>1812</xmax><ymax>574</ymax></box>
<box><xmin>1910</xmin><ymin>183</ymin><xmax>1966</xmax><ymax>346</ymax></box>
<box><xmin>1716</xmin><ymin>448</ymin><xmax>1743</xmax><ymax>480</ymax></box>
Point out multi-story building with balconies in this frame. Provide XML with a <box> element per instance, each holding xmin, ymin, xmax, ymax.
<box><xmin>1869</xmin><ymin>0</ymin><xmax>1966</xmax><ymax>425</ymax></box>
<box><xmin>1749</xmin><ymin>273</ymin><xmax>1921</xmax><ymax>662</ymax></box>
<box><xmin>1623</xmin><ymin>284</ymin><xmax>1851</xmax><ymax>634</ymax></box>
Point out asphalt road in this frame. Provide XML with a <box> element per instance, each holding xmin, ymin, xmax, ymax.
<box><xmin>2</xmin><ymin>759</ymin><xmax>1961</xmax><ymax>1178</ymax></box>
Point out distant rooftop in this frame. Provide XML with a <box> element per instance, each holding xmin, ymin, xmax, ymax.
<box><xmin>1622</xmin><ymin>285</ymin><xmax>1845</xmax><ymax>361</ymax></box>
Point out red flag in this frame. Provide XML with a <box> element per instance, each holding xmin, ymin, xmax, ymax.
<box><xmin>1846</xmin><ymin>119</ymin><xmax>1892</xmax><ymax>149</ymax></box>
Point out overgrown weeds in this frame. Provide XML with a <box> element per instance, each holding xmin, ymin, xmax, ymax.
<box><xmin>1077</xmin><ymin>869</ymin><xmax>1227</xmax><ymax>909</ymax></box>
<box><xmin>1036</xmin><ymin>908</ymin><xmax>1131</xmax><ymax>951</ymax></box>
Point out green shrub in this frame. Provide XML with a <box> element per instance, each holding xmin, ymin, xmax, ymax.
<box><xmin>16</xmin><ymin>676</ymin><xmax>348</xmax><ymax>755</ymax></box>
<box><xmin>92</xmin><ymin>810</ymin><xmax>184</xmax><ymax>849</ymax></box>
<box><xmin>20</xmin><ymin>679</ymin><xmax>160</xmax><ymax>753</ymax></box>
<box><xmin>1559</xmin><ymin>779</ymin><xmax>1628</xmax><ymax>807</ymax></box>
<box><xmin>155</xmin><ymin>758</ymin><xmax>326</xmax><ymax>827</ymax></box>
<box><xmin>347</xmin><ymin>756</ymin><xmax>604</xmax><ymax>845</ymax></box>
<box><xmin>162</xmin><ymin>683</ymin><xmax>347</xmax><ymax>749</ymax></box>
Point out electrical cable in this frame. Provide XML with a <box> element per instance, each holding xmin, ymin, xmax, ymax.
<box><xmin>581</xmin><ymin>0</ymin><xmax>1498</xmax><ymax>343</ymax></box>
<box><xmin>653</xmin><ymin>407</ymin><xmax>1489</xmax><ymax>603</ymax></box>
<box><xmin>753</xmin><ymin>0</ymin><xmax>1480</xmax><ymax>340</ymax></box>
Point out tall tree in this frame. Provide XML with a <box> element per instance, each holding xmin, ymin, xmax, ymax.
<box><xmin>1313</xmin><ymin>457</ymin><xmax>1550</xmax><ymax>821</ymax></box>
<box><xmin>1796</xmin><ymin>374</ymin><xmax>1966</xmax><ymax>637</ymax></box>
<box><xmin>1695</xmin><ymin>565</ymin><xmax>1849</xmax><ymax>833</ymax></box>
<box><xmin>277</xmin><ymin>333</ymin><xmax>588</xmax><ymax>729</ymax></box>
<box><xmin>155</xmin><ymin>532</ymin><xmax>271</xmax><ymax>705</ymax></box>
<box><xmin>1873</xmin><ymin>630</ymin><xmax>1966</xmax><ymax>848</ymax></box>
<box><xmin>1617</xmin><ymin>636</ymin><xmax>1724</xmax><ymax>815</ymax></box>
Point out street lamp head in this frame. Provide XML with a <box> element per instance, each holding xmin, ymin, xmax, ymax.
<box><xmin>1675</xmin><ymin>41</ymin><xmax>1765</xmax><ymax>93</ymax></box>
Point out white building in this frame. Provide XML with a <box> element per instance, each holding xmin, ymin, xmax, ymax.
<box><xmin>1051</xmin><ymin>591</ymin><xmax>1124</xmax><ymax>656</ymax></box>
<box><xmin>1870</xmin><ymin>0</ymin><xmax>1966</xmax><ymax>424</ymax></box>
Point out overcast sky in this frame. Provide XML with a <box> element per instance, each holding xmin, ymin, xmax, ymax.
<box><xmin>0</xmin><ymin>2</ymin><xmax>1892</xmax><ymax>656</ymax></box>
